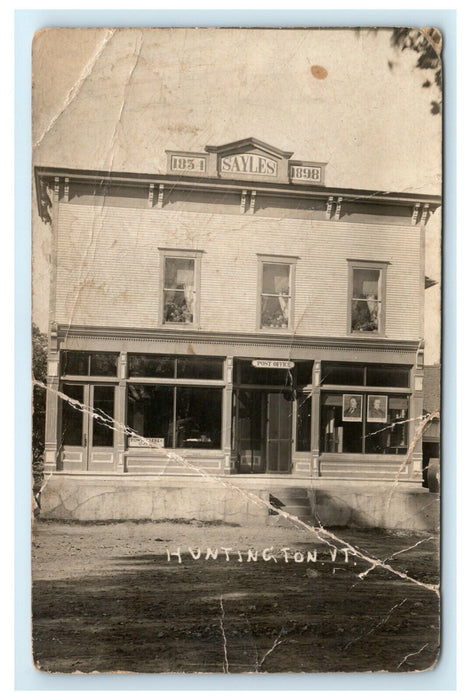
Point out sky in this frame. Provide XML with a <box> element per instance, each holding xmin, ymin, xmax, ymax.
<box><xmin>31</xmin><ymin>27</ymin><xmax>442</xmax><ymax>361</ymax></box>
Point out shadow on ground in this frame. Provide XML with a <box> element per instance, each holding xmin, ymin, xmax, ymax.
<box><xmin>32</xmin><ymin>526</ymin><xmax>440</xmax><ymax>674</ymax></box>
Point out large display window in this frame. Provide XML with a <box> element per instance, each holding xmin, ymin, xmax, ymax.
<box><xmin>126</xmin><ymin>354</ymin><xmax>224</xmax><ymax>449</ymax></box>
<box><xmin>320</xmin><ymin>393</ymin><xmax>408</xmax><ymax>455</ymax></box>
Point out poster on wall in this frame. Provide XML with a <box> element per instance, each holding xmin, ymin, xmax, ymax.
<box><xmin>31</xmin><ymin>25</ymin><xmax>442</xmax><ymax>676</ymax></box>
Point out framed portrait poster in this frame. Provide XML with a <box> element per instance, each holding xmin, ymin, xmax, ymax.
<box><xmin>367</xmin><ymin>395</ymin><xmax>388</xmax><ymax>423</ymax></box>
<box><xmin>342</xmin><ymin>394</ymin><xmax>363</xmax><ymax>422</ymax></box>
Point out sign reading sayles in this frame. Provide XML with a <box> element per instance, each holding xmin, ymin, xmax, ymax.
<box><xmin>221</xmin><ymin>153</ymin><xmax>278</xmax><ymax>176</ymax></box>
<box><xmin>166</xmin><ymin>138</ymin><xmax>325</xmax><ymax>185</ymax></box>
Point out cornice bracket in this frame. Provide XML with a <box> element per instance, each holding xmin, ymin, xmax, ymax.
<box><xmin>240</xmin><ymin>189</ymin><xmax>247</xmax><ymax>214</ymax></box>
<box><xmin>334</xmin><ymin>197</ymin><xmax>343</xmax><ymax>221</ymax></box>
<box><xmin>325</xmin><ymin>196</ymin><xmax>334</xmax><ymax>220</ymax></box>
<box><xmin>420</xmin><ymin>203</ymin><xmax>430</xmax><ymax>225</ymax></box>
<box><xmin>157</xmin><ymin>184</ymin><xmax>165</xmax><ymax>209</ymax></box>
<box><xmin>411</xmin><ymin>202</ymin><xmax>421</xmax><ymax>225</ymax></box>
<box><xmin>248</xmin><ymin>190</ymin><xmax>257</xmax><ymax>215</ymax></box>
<box><xmin>148</xmin><ymin>183</ymin><xmax>155</xmax><ymax>208</ymax></box>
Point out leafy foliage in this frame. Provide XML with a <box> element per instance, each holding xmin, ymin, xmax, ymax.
<box><xmin>390</xmin><ymin>27</ymin><xmax>442</xmax><ymax>115</ymax></box>
<box><xmin>32</xmin><ymin>323</ymin><xmax>47</xmax><ymax>473</ymax></box>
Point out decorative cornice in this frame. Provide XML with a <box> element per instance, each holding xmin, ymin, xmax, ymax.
<box><xmin>56</xmin><ymin>324</ymin><xmax>420</xmax><ymax>354</ymax></box>
<box><xmin>34</xmin><ymin>166</ymin><xmax>442</xmax><ymax>224</ymax></box>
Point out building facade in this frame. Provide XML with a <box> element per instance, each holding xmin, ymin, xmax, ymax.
<box><xmin>35</xmin><ymin>138</ymin><xmax>441</xmax><ymax>519</ymax></box>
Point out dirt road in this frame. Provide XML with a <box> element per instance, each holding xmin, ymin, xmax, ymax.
<box><xmin>32</xmin><ymin>519</ymin><xmax>439</xmax><ymax>674</ymax></box>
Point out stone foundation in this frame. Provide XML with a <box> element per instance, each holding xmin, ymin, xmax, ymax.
<box><xmin>38</xmin><ymin>474</ymin><xmax>440</xmax><ymax>532</ymax></box>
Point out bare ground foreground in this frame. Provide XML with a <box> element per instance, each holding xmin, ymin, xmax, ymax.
<box><xmin>32</xmin><ymin>519</ymin><xmax>440</xmax><ymax>674</ymax></box>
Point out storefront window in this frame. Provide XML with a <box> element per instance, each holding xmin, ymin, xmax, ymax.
<box><xmin>61</xmin><ymin>383</ymin><xmax>84</xmax><ymax>445</ymax></box>
<box><xmin>321</xmin><ymin>394</ymin><xmax>363</xmax><ymax>453</ymax></box>
<box><xmin>296</xmin><ymin>393</ymin><xmax>311</xmax><ymax>451</ymax></box>
<box><xmin>163</xmin><ymin>257</ymin><xmax>195</xmax><ymax>324</ymax></box>
<box><xmin>321</xmin><ymin>363</ymin><xmax>365</xmax><ymax>386</ymax></box>
<box><xmin>320</xmin><ymin>392</ymin><xmax>408</xmax><ymax>455</ymax></box>
<box><xmin>128</xmin><ymin>355</ymin><xmax>175</xmax><ymax>378</ymax></box>
<box><xmin>128</xmin><ymin>355</ymin><xmax>224</xmax><ymax>380</ymax></box>
<box><xmin>366</xmin><ymin>365</ymin><xmax>410</xmax><ymax>388</ymax></box>
<box><xmin>92</xmin><ymin>386</ymin><xmax>115</xmax><ymax>447</ymax></box>
<box><xmin>175</xmin><ymin>387</ymin><xmax>222</xmax><ymax>448</ymax></box>
<box><xmin>127</xmin><ymin>384</ymin><xmax>222</xmax><ymax>449</ymax></box>
<box><xmin>365</xmin><ymin>396</ymin><xmax>408</xmax><ymax>454</ymax></box>
<box><xmin>321</xmin><ymin>362</ymin><xmax>410</xmax><ymax>388</ymax></box>
<box><xmin>176</xmin><ymin>357</ymin><xmax>224</xmax><ymax>380</ymax></box>
<box><xmin>62</xmin><ymin>352</ymin><xmax>118</xmax><ymax>376</ymax></box>
<box><xmin>295</xmin><ymin>361</ymin><xmax>314</xmax><ymax>387</ymax></box>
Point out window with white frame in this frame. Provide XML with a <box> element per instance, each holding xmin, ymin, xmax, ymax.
<box><xmin>160</xmin><ymin>250</ymin><xmax>202</xmax><ymax>325</ymax></box>
<box><xmin>258</xmin><ymin>256</ymin><xmax>296</xmax><ymax>330</ymax></box>
<box><xmin>348</xmin><ymin>261</ymin><xmax>388</xmax><ymax>334</ymax></box>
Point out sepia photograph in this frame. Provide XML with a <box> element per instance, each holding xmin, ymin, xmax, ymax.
<box><xmin>31</xmin><ymin>25</ymin><xmax>442</xmax><ymax>675</ymax></box>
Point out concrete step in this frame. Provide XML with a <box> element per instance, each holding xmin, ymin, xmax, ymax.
<box><xmin>269</xmin><ymin>487</ymin><xmax>309</xmax><ymax>500</ymax></box>
<box><xmin>268</xmin><ymin>488</ymin><xmax>312</xmax><ymax>522</ymax></box>
<box><xmin>269</xmin><ymin>512</ymin><xmax>314</xmax><ymax>529</ymax></box>
<box><xmin>280</xmin><ymin>504</ymin><xmax>313</xmax><ymax>519</ymax></box>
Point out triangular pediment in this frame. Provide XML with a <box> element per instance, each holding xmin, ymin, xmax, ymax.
<box><xmin>204</xmin><ymin>137</ymin><xmax>293</xmax><ymax>160</ymax></box>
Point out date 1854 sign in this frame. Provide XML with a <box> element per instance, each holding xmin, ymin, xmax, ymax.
<box><xmin>170</xmin><ymin>154</ymin><xmax>206</xmax><ymax>173</ymax></box>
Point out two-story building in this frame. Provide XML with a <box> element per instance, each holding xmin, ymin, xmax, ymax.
<box><xmin>35</xmin><ymin>137</ymin><xmax>441</xmax><ymax>524</ymax></box>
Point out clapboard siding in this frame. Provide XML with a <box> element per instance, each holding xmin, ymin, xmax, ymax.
<box><xmin>55</xmin><ymin>203</ymin><xmax>421</xmax><ymax>339</ymax></box>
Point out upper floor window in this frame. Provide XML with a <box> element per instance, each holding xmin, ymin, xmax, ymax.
<box><xmin>258</xmin><ymin>256</ymin><xmax>297</xmax><ymax>330</ymax></box>
<box><xmin>348</xmin><ymin>261</ymin><xmax>388</xmax><ymax>335</ymax></box>
<box><xmin>160</xmin><ymin>249</ymin><xmax>202</xmax><ymax>326</ymax></box>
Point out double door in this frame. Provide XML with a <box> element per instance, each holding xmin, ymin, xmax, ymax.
<box><xmin>235</xmin><ymin>389</ymin><xmax>292</xmax><ymax>473</ymax></box>
<box><xmin>60</xmin><ymin>383</ymin><xmax>116</xmax><ymax>471</ymax></box>
<box><xmin>266</xmin><ymin>392</ymin><xmax>293</xmax><ymax>472</ymax></box>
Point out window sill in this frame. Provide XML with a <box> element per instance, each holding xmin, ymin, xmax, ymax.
<box><xmin>257</xmin><ymin>326</ymin><xmax>294</xmax><ymax>333</ymax></box>
<box><xmin>348</xmin><ymin>331</ymin><xmax>386</xmax><ymax>339</ymax></box>
<box><xmin>162</xmin><ymin>322</ymin><xmax>197</xmax><ymax>328</ymax></box>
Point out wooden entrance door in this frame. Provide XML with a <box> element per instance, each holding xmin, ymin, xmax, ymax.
<box><xmin>266</xmin><ymin>392</ymin><xmax>292</xmax><ymax>473</ymax></box>
<box><xmin>60</xmin><ymin>383</ymin><xmax>116</xmax><ymax>471</ymax></box>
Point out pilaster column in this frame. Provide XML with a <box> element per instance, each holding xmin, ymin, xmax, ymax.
<box><xmin>410</xmin><ymin>345</ymin><xmax>424</xmax><ymax>482</ymax></box>
<box><xmin>222</xmin><ymin>357</ymin><xmax>234</xmax><ymax>473</ymax></box>
<box><xmin>116</xmin><ymin>352</ymin><xmax>127</xmax><ymax>473</ymax></box>
<box><xmin>44</xmin><ymin>362</ymin><xmax>59</xmax><ymax>471</ymax></box>
<box><xmin>311</xmin><ymin>360</ymin><xmax>321</xmax><ymax>477</ymax></box>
